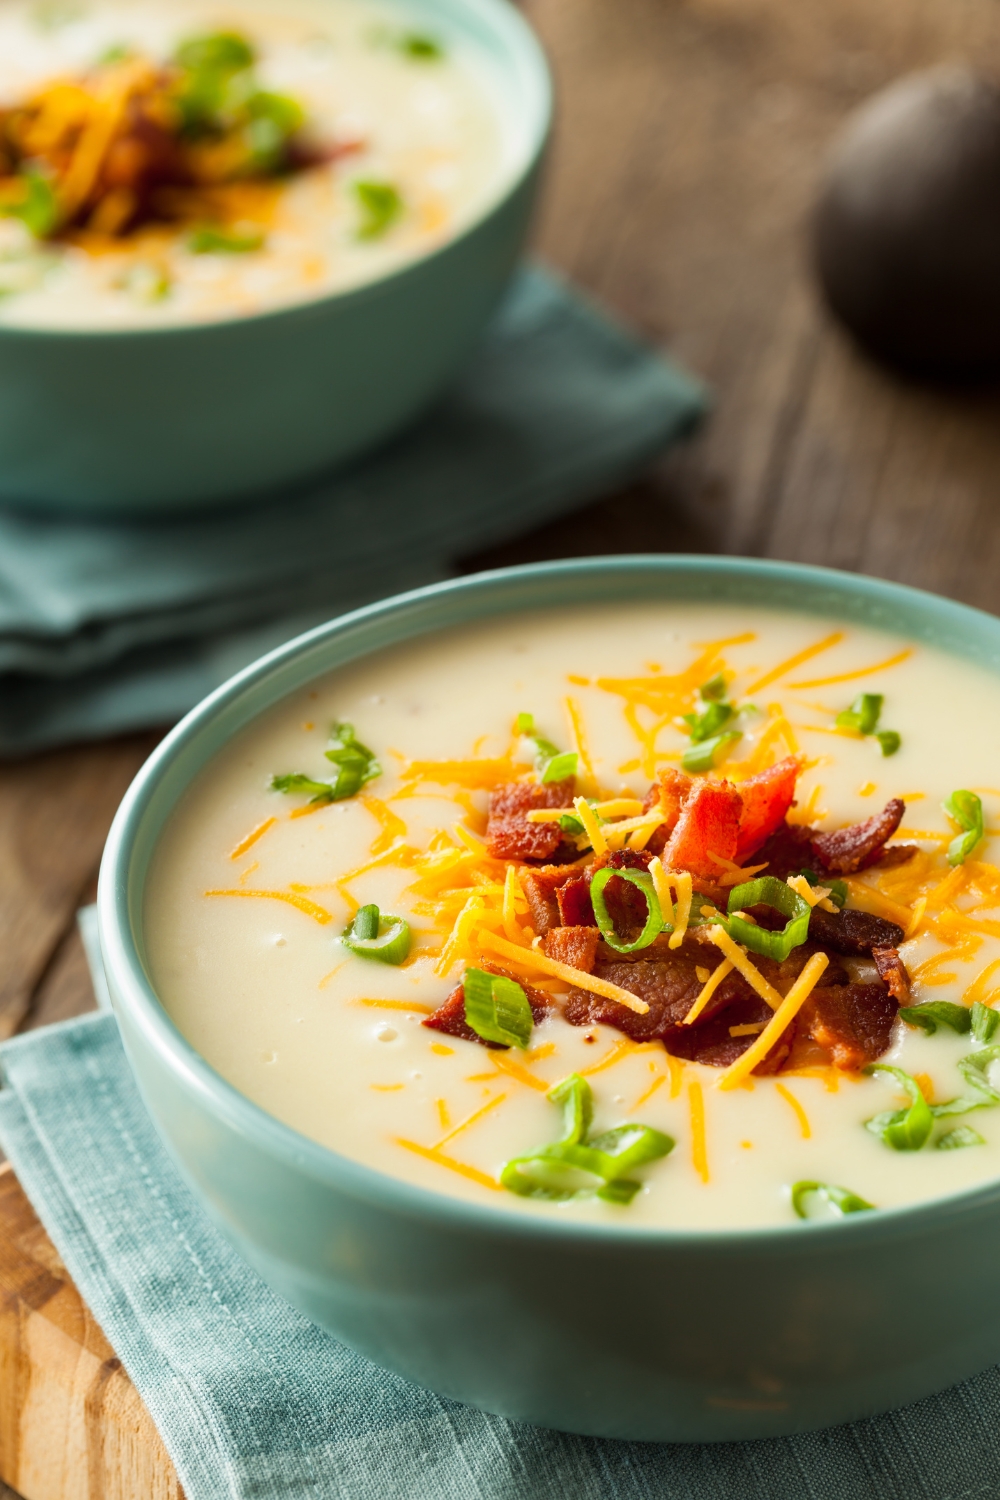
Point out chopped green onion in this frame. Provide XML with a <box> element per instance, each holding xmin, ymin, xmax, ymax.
<box><xmin>354</xmin><ymin>179</ymin><xmax>403</xmax><ymax>239</ymax></box>
<box><xmin>515</xmin><ymin>712</ymin><xmax>535</xmax><ymax>735</ymax></box>
<box><xmin>558</xmin><ymin>810</ymin><xmax>587</xmax><ymax>836</ymax></box>
<box><xmin>175</xmin><ymin>31</ymin><xmax>255</xmax><ymax>72</ymax></box>
<box><xmin>271</xmin><ymin>772</ymin><xmax>339</xmax><ymax>803</ymax></box>
<box><xmin>188</xmin><ymin>226</ymin><xmax>264</xmax><ymax>254</ymax></box>
<box><xmin>500</xmin><ymin>1073</ymin><xmax>673</xmax><ymax>1203</ymax></box>
<box><xmin>797</xmin><ymin>869</ymin><xmax>847</xmax><ymax>908</ymax></box>
<box><xmin>791</xmin><ymin>1181</ymin><xmax>875</xmax><ymax>1219</ymax></box>
<box><xmin>324</xmin><ymin>721</ymin><xmax>381</xmax><ymax>797</ymax></box>
<box><xmin>937</xmin><ymin>1125</ymin><xmax>986</xmax><ymax>1150</ymax></box>
<box><xmin>2</xmin><ymin>169</ymin><xmax>60</xmax><ymax>239</ymax></box>
<box><xmin>724</xmin><ymin>876</ymin><xmax>811</xmax><ymax>962</ymax></box>
<box><xmin>682</xmin><ymin>729</ymin><xmax>742</xmax><ymax>773</ymax></box>
<box><xmin>876</xmin><ymin>731</ymin><xmax>901</xmax><ymax>757</ymax></box>
<box><xmin>972</xmin><ymin>1001</ymin><xmax>1000</xmax><ymax>1044</ymax></box>
<box><xmin>463</xmin><ymin>968</ymin><xmax>533</xmax><ymax>1049</ymax></box>
<box><xmin>863</xmin><ymin>1064</ymin><xmax>933</xmax><ymax>1151</ymax></box>
<box><xmin>898</xmin><ymin>1002</ymin><xmax>972</xmax><ymax>1036</ymax></box>
<box><xmin>836</xmin><ymin>693</ymin><xmax>883</xmax><ymax>736</ymax></box>
<box><xmin>590</xmin><ymin>866</ymin><xmax>663</xmax><ymax>954</ymax></box>
<box><xmin>399</xmin><ymin>31</ymin><xmax>443</xmax><ymax>58</ymax></box>
<box><xmin>682</xmin><ymin>699</ymin><xmax>734</xmax><ymax>743</ymax></box>
<box><xmin>698</xmin><ymin>672</ymin><xmax>728</xmax><ymax>703</ymax></box>
<box><xmin>957</xmin><ymin>1044</ymin><xmax>1000</xmax><ymax>1105</ymax></box>
<box><xmin>542</xmin><ymin>751</ymin><xmax>578</xmax><ymax>784</ymax></box>
<box><xmin>943</xmin><ymin>790</ymin><xmax>984</xmax><ymax>866</ymax></box>
<box><xmin>342</xmin><ymin>904</ymin><xmax>410</xmax><ymax>964</ymax></box>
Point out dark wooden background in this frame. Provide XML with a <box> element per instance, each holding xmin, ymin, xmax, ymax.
<box><xmin>1</xmin><ymin>3</ymin><xmax>1000</xmax><ymax>1487</ymax></box>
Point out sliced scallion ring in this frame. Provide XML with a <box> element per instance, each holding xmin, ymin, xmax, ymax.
<box><xmin>463</xmin><ymin>968</ymin><xmax>533</xmax><ymax>1049</ymax></box>
<box><xmin>863</xmin><ymin>1064</ymin><xmax>933</xmax><ymax>1151</ymax></box>
<box><xmin>342</xmin><ymin>903</ymin><xmax>410</xmax><ymax>965</ymax></box>
<box><xmin>791</xmin><ymin>1181</ymin><xmax>875</xmax><ymax>1219</ymax></box>
<box><xmin>590</xmin><ymin>866</ymin><xmax>663</xmax><ymax>954</ymax></box>
<box><xmin>724</xmin><ymin>876</ymin><xmax>811</xmax><ymax>962</ymax></box>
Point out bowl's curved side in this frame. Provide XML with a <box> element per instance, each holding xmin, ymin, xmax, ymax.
<box><xmin>0</xmin><ymin>0</ymin><xmax>553</xmax><ymax>513</ymax></box>
<box><xmin>100</xmin><ymin>555</ymin><xmax>1000</xmax><ymax>1438</ymax></box>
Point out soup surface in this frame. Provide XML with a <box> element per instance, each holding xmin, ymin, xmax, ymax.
<box><xmin>0</xmin><ymin>0</ymin><xmax>508</xmax><ymax>326</ymax></box>
<box><xmin>145</xmin><ymin>603</ymin><xmax>1000</xmax><ymax>1229</ymax></box>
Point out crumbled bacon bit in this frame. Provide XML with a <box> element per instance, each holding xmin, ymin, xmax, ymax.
<box><xmin>520</xmin><ymin>865</ymin><xmax>580</xmax><ymax>933</ymax></box>
<box><xmin>542</xmin><ymin>926</ymin><xmax>600</xmax><ymax>973</ymax></box>
<box><xmin>734</xmin><ymin>757</ymin><xmax>801</xmax><ymax>863</ymax></box>
<box><xmin>754</xmin><ymin>821</ymin><xmax>817</xmax><ymax>881</ymax></box>
<box><xmin>641</xmin><ymin>768</ymin><xmax>691</xmax><ymax>854</ymax></box>
<box><xmin>555</xmin><ymin>876</ymin><xmax>595</xmax><ymax>927</ymax></box>
<box><xmin>796</xmin><ymin>983</ymin><xmax>898</xmax><ymax>1070</ymax></box>
<box><xmin>811</xmin><ymin>798</ymin><xmax>906</xmax><ymax>875</ymax></box>
<box><xmin>808</xmin><ymin>905</ymin><xmax>904</xmax><ymax>955</ymax></box>
<box><xmin>486</xmin><ymin>778</ymin><xmax>576</xmax><ymax>863</ymax></box>
<box><xmin>662</xmin><ymin>779</ymin><xmax>742</xmax><ymax>880</ymax></box>
<box><xmin>872</xmin><ymin>946</ymin><xmax>911</xmax><ymax>1003</ymax></box>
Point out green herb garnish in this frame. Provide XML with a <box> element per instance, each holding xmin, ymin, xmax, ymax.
<box><xmin>590</xmin><ymin>866</ymin><xmax>664</xmax><ymax>954</ymax></box>
<box><xmin>937</xmin><ymin>1125</ymin><xmax>986</xmax><ymax>1150</ymax></box>
<box><xmin>723</xmin><ymin>876</ymin><xmax>811</xmax><ymax>962</ymax></box>
<box><xmin>863</xmin><ymin>1064</ymin><xmax>934</xmax><ymax>1151</ymax></box>
<box><xmin>2</xmin><ymin>170</ymin><xmax>60</xmax><ymax>239</ymax></box>
<box><xmin>500</xmin><ymin>1074</ymin><xmax>673</xmax><ymax>1204</ymax></box>
<box><xmin>188</xmin><ymin>226</ymin><xmax>264</xmax><ymax>254</ymax></box>
<box><xmin>515</xmin><ymin>712</ymin><xmax>578</xmax><ymax>785</ymax></box>
<box><xmin>354</xmin><ymin>179</ymin><xmax>403</xmax><ymax>240</ymax></box>
<box><xmin>463</xmin><ymin>968</ymin><xmax>533</xmax><ymax>1049</ymax></box>
<box><xmin>681</xmin><ymin>675</ymin><xmax>742</xmax><ymax>772</ymax></box>
<box><xmin>898</xmin><ymin>1002</ymin><xmax>972</xmax><ymax>1036</ymax></box>
<box><xmin>342</xmin><ymin>903</ymin><xmax>410</xmax><ymax>964</ymax></box>
<box><xmin>943</xmin><ymin>790</ymin><xmax>984</xmax><ymax>867</ymax></box>
<box><xmin>272</xmin><ymin>722</ymin><xmax>380</xmax><ymax>804</ymax></box>
<box><xmin>398</xmin><ymin>31</ymin><xmax>443</xmax><ymax>58</ymax></box>
<box><xmin>835</xmin><ymin>692</ymin><xmax>901</xmax><ymax>756</ymax></box>
<box><xmin>791</xmin><ymin>1181</ymin><xmax>875</xmax><ymax>1219</ymax></box>
<box><xmin>972</xmin><ymin>1002</ymin><xmax>1000</xmax><ymax>1044</ymax></box>
<box><xmin>957</xmin><ymin>1043</ymin><xmax>1000</xmax><ymax>1105</ymax></box>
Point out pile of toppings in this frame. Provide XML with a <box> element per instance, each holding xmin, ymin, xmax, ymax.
<box><xmin>260</xmin><ymin>674</ymin><xmax>1000</xmax><ymax>1217</ymax></box>
<box><xmin>0</xmin><ymin>31</ymin><xmax>347</xmax><ymax>254</ymax></box>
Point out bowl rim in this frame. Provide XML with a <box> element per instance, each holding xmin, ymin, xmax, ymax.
<box><xmin>98</xmin><ymin>553</ymin><xmax>1000</xmax><ymax>1249</ymax></box>
<box><xmin>0</xmin><ymin>0</ymin><xmax>552</xmax><ymax>344</ymax></box>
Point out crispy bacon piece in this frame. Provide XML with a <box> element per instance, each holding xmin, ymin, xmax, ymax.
<box><xmin>542</xmin><ymin>925</ymin><xmax>600</xmax><ymax>973</ymax></box>
<box><xmin>563</xmin><ymin>952</ymin><xmax>721</xmax><ymax>1042</ymax></box>
<box><xmin>642</xmin><ymin>768</ymin><xmax>692</xmax><ymax>855</ymax></box>
<box><xmin>808</xmin><ymin>905</ymin><xmax>904</xmax><ymax>955</ymax></box>
<box><xmin>664</xmin><ymin>997</ymin><xmax>794</xmax><ymax>1073</ymax></box>
<box><xmin>662</xmin><ymin>779</ymin><xmax>742</xmax><ymax>880</ymax></box>
<box><xmin>796</xmin><ymin>983</ymin><xmax>898</xmax><ymax>1070</ymax></box>
<box><xmin>872</xmin><ymin>946</ymin><xmax>911</xmax><ymax>1003</ymax></box>
<box><xmin>811</xmin><ymin>798</ymin><xmax>905</xmax><ymax>875</ymax></box>
<box><xmin>734</xmin><ymin>757</ymin><xmax>801</xmax><ymax>863</ymax></box>
<box><xmin>875</xmin><ymin>844</ymin><xmax>919</xmax><ymax>869</ymax></box>
<box><xmin>486</xmin><ymin>778</ymin><xmax>576</xmax><ymax>863</ymax></box>
<box><xmin>520</xmin><ymin>864</ymin><xmax>580</xmax><ymax>934</ymax></box>
<box><xmin>753</xmin><ymin>820</ymin><xmax>817</xmax><ymax>881</ymax></box>
<box><xmin>423</xmin><ymin>967</ymin><xmax>552</xmax><ymax>1049</ymax></box>
<box><xmin>556</xmin><ymin>876</ymin><xmax>595</xmax><ymax>927</ymax></box>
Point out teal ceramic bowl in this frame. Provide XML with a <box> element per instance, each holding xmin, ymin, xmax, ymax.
<box><xmin>98</xmin><ymin>556</ymin><xmax>1000</xmax><ymax>1442</ymax></box>
<box><xmin>0</xmin><ymin>0</ymin><xmax>550</xmax><ymax>516</ymax></box>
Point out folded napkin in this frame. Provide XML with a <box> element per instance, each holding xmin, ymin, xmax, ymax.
<box><xmin>0</xmin><ymin>968</ymin><xmax>998</xmax><ymax>1499</ymax></box>
<box><xmin>0</xmin><ymin>266</ymin><xmax>707</xmax><ymax>756</ymax></box>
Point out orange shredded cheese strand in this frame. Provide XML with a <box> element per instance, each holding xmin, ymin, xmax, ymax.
<box><xmin>842</xmin><ymin>879</ymin><xmax>913</xmax><ymax>928</ymax></box>
<box><xmin>434</xmin><ymin>1092</ymin><xmax>508</xmax><ymax>1148</ymax></box>
<box><xmin>578</xmin><ymin>1038</ymin><xmax>635</xmax><ymax>1077</ymax></box>
<box><xmin>357</xmin><ymin>998</ymin><xmax>434</xmax><ymax>1014</ymax></box>
<box><xmin>478</xmin><ymin>932</ymin><xmax>650</xmax><ymax>1015</ymax></box>
<box><xmin>204</xmin><ymin>889</ymin><xmax>332</xmax><ymax>924</ymax></box>
<box><xmin>229</xmin><ymin>817</ymin><xmax>277</xmax><ymax>860</ymax></box>
<box><xmin>666</xmin><ymin>1053</ymin><xmax>685</xmax><ymax>1098</ymax></box>
<box><xmin>573</xmin><ymin>796</ymin><xmax>607</xmax><ymax>856</ymax></box>
<box><xmin>718</xmin><ymin>952</ymin><xmax>830</xmax><ymax>1091</ymax></box>
<box><xmin>633</xmin><ymin>1072</ymin><xmax>667</xmax><ymax>1109</ymax></box>
<box><xmin>745</xmin><ymin>632</ymin><xmax>844</xmax><ymax>695</ymax></box>
<box><xmin>688</xmin><ymin>1081</ymin><xmax>709</xmax><ymax>1184</ymax></box>
<box><xmin>502</xmin><ymin>865</ymin><xmax>527</xmax><ymax>943</ymax></box>
<box><xmin>964</xmin><ymin>957</ymin><xmax>1000</xmax><ymax>1006</ymax></box>
<box><xmin>682</xmin><ymin>958</ymin><xmax>735</xmax><ymax>1026</ymax></box>
<box><xmin>489</xmin><ymin>1053</ymin><xmax>550</xmax><ymax>1092</ymax></box>
<box><xmin>435</xmin><ymin>1099</ymin><xmax>450</xmax><ymax>1130</ymax></box>
<box><xmin>360</xmin><ymin>795</ymin><xmax>408</xmax><ymax>856</ymax></box>
<box><xmin>401</xmin><ymin>758</ymin><xmax>513</xmax><ymax>790</ymax></box>
<box><xmin>710</xmin><ymin>928</ymin><xmax>783</xmax><ymax>1010</ymax></box>
<box><xmin>788</xmin><ymin>648</ymin><xmax>913</xmax><ymax>691</ymax></box>
<box><xmin>787</xmin><ymin>873</ymin><xmax>839</xmax><ymax>914</ymax></box>
<box><xmin>394</xmin><ymin>1139</ymin><xmax>502</xmax><ymax>1191</ymax></box>
<box><xmin>565</xmin><ymin>696</ymin><xmax>598</xmax><ymax>795</ymax></box>
<box><xmin>775</xmin><ymin>1083</ymin><xmax>811</xmax><ymax>1139</ymax></box>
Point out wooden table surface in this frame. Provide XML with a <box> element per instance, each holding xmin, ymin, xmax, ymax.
<box><xmin>3</xmin><ymin>0</ymin><xmax>1000</xmax><ymax>1494</ymax></box>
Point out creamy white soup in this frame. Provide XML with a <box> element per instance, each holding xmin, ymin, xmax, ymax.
<box><xmin>144</xmin><ymin>604</ymin><xmax>1000</xmax><ymax>1229</ymax></box>
<box><xmin>0</xmin><ymin>0</ymin><xmax>509</xmax><ymax>326</ymax></box>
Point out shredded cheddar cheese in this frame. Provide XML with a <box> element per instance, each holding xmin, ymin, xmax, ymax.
<box><xmin>648</xmin><ymin>858</ymin><xmax>692</xmax><ymax>949</ymax></box>
<box><xmin>709</xmin><ymin>928</ymin><xmax>783</xmax><ymax>1010</ymax></box>
<box><xmin>717</xmin><ymin>952</ymin><xmax>829</xmax><ymax>1091</ymax></box>
<box><xmin>775</xmin><ymin>1083</ymin><xmax>811</xmax><ymax>1139</ymax></box>
<box><xmin>204</xmin><ymin>888</ymin><xmax>332</xmax><ymax>924</ymax></box>
<box><xmin>682</xmin><ymin>957</ymin><xmax>735</xmax><ymax>1025</ymax></box>
<box><xmin>360</xmin><ymin>795</ymin><xmax>408</xmax><ymax>855</ymax></box>
<box><xmin>478</xmin><ymin>931</ymin><xmax>651</xmax><ymax>1015</ymax></box>
<box><xmin>573</xmin><ymin>796</ymin><xmax>608</xmax><ymax>856</ymax></box>
<box><xmin>787</xmin><ymin>873</ymin><xmax>839</xmax><ymax>914</ymax></box>
<box><xmin>394</xmin><ymin>1138</ymin><xmax>501</xmax><ymax>1191</ymax></box>
<box><xmin>745</xmin><ymin>632</ymin><xmax>844</xmax><ymax>695</ymax></box>
<box><xmin>688</xmin><ymin>1080</ymin><xmax>709</xmax><ymax>1184</ymax></box>
<box><xmin>229</xmin><ymin>816</ymin><xmax>277</xmax><ymax>860</ymax></box>
<box><xmin>434</xmin><ymin>1093</ymin><xmax>508</xmax><ymax>1148</ymax></box>
<box><xmin>788</xmin><ymin>647</ymin><xmax>914</xmax><ymax>691</ymax></box>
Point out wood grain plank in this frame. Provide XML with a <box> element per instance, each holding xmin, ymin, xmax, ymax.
<box><xmin>0</xmin><ymin>1166</ymin><xmax>180</xmax><ymax>1500</ymax></box>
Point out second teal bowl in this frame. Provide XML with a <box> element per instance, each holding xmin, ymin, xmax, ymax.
<box><xmin>0</xmin><ymin>0</ymin><xmax>551</xmax><ymax>515</ymax></box>
<box><xmin>98</xmin><ymin>556</ymin><xmax>1000</xmax><ymax>1441</ymax></box>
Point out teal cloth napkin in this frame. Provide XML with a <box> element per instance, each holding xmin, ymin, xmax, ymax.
<box><xmin>0</xmin><ymin>265</ymin><xmax>707</xmax><ymax>756</ymax></box>
<box><xmin>1</xmin><ymin>1004</ymin><xmax>999</xmax><ymax>1500</ymax></box>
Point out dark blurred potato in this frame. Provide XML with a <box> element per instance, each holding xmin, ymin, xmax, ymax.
<box><xmin>813</xmin><ymin>66</ymin><xmax>1000</xmax><ymax>379</ymax></box>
